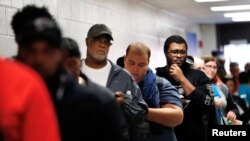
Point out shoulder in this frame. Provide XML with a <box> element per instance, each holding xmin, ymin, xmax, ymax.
<box><xmin>0</xmin><ymin>59</ymin><xmax>50</xmax><ymax>102</ymax></box>
<box><xmin>187</xmin><ymin>68</ymin><xmax>211</xmax><ymax>82</ymax></box>
<box><xmin>110</xmin><ymin>60</ymin><xmax>134</xmax><ymax>80</ymax></box>
<box><xmin>155</xmin><ymin>66</ymin><xmax>166</xmax><ymax>73</ymax></box>
<box><xmin>156</xmin><ymin>76</ymin><xmax>170</xmax><ymax>84</ymax></box>
<box><xmin>1</xmin><ymin>59</ymin><xmax>42</xmax><ymax>82</ymax></box>
<box><xmin>0</xmin><ymin>59</ymin><xmax>46</xmax><ymax>89</ymax></box>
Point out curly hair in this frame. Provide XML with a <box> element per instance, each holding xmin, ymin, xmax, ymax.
<box><xmin>11</xmin><ymin>5</ymin><xmax>53</xmax><ymax>37</ymax></box>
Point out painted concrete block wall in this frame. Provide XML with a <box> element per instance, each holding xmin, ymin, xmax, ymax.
<box><xmin>200</xmin><ymin>24</ymin><xmax>217</xmax><ymax>57</ymax></box>
<box><xmin>0</xmin><ymin>0</ymin><xmax>200</xmax><ymax>70</ymax></box>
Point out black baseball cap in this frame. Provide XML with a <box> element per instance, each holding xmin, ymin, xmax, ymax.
<box><xmin>61</xmin><ymin>37</ymin><xmax>81</xmax><ymax>58</ymax></box>
<box><xmin>87</xmin><ymin>24</ymin><xmax>113</xmax><ymax>40</ymax></box>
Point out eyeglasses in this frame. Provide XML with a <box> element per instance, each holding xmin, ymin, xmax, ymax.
<box><xmin>204</xmin><ymin>65</ymin><xmax>217</xmax><ymax>70</ymax></box>
<box><xmin>167</xmin><ymin>50</ymin><xmax>187</xmax><ymax>56</ymax></box>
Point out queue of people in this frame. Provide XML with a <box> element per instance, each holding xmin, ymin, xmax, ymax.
<box><xmin>1</xmin><ymin>4</ymin><xmax>249</xmax><ymax>141</ymax></box>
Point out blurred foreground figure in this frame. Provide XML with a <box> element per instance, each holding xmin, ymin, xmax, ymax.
<box><xmin>0</xmin><ymin>58</ymin><xmax>60</xmax><ymax>141</ymax></box>
<box><xmin>11</xmin><ymin>5</ymin><xmax>129</xmax><ymax>141</ymax></box>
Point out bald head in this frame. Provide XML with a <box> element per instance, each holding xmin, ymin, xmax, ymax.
<box><xmin>124</xmin><ymin>42</ymin><xmax>150</xmax><ymax>83</ymax></box>
<box><xmin>125</xmin><ymin>42</ymin><xmax>151</xmax><ymax>63</ymax></box>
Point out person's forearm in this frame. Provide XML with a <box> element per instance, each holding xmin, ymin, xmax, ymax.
<box><xmin>147</xmin><ymin>104</ymin><xmax>183</xmax><ymax>127</ymax></box>
<box><xmin>179</xmin><ymin>77</ymin><xmax>195</xmax><ymax>97</ymax></box>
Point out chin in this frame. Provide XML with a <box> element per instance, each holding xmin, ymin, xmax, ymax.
<box><xmin>177</xmin><ymin>63</ymin><xmax>183</xmax><ymax>67</ymax></box>
<box><xmin>208</xmin><ymin>76</ymin><xmax>213</xmax><ymax>80</ymax></box>
<box><xmin>174</xmin><ymin>62</ymin><xmax>183</xmax><ymax>67</ymax></box>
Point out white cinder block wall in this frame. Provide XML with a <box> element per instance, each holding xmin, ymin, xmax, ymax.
<box><xmin>0</xmin><ymin>0</ymin><xmax>202</xmax><ymax>70</ymax></box>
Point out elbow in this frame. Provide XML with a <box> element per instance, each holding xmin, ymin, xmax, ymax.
<box><xmin>164</xmin><ymin>108</ymin><xmax>184</xmax><ymax>127</ymax></box>
<box><xmin>177</xmin><ymin>110</ymin><xmax>184</xmax><ymax>126</ymax></box>
<box><xmin>171</xmin><ymin>108</ymin><xmax>184</xmax><ymax>127</ymax></box>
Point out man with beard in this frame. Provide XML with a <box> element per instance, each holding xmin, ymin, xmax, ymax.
<box><xmin>81</xmin><ymin>24</ymin><xmax>148</xmax><ymax>141</ymax></box>
<box><xmin>155</xmin><ymin>35</ymin><xmax>217</xmax><ymax>141</ymax></box>
<box><xmin>11</xmin><ymin>5</ymin><xmax>129</xmax><ymax>141</ymax></box>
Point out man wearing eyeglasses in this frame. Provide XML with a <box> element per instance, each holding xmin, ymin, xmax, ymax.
<box><xmin>156</xmin><ymin>35</ymin><xmax>217</xmax><ymax>141</ymax></box>
<box><xmin>81</xmin><ymin>24</ymin><xmax>148</xmax><ymax>141</ymax></box>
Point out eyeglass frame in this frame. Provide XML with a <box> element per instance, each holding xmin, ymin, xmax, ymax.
<box><xmin>167</xmin><ymin>50</ymin><xmax>187</xmax><ymax>56</ymax></box>
<box><xmin>204</xmin><ymin>64</ymin><xmax>217</xmax><ymax>70</ymax></box>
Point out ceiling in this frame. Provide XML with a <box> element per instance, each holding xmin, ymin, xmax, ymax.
<box><xmin>140</xmin><ymin>0</ymin><xmax>250</xmax><ymax>24</ymax></box>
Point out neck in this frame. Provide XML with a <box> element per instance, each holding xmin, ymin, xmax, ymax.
<box><xmin>85</xmin><ymin>58</ymin><xmax>108</xmax><ymax>69</ymax></box>
<box><xmin>45</xmin><ymin>67</ymin><xmax>65</xmax><ymax>101</ymax></box>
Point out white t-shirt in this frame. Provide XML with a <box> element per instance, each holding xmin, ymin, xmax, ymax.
<box><xmin>81</xmin><ymin>60</ymin><xmax>111</xmax><ymax>87</ymax></box>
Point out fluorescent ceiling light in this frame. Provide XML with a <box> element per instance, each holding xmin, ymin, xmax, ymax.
<box><xmin>224</xmin><ymin>12</ymin><xmax>250</xmax><ymax>18</ymax></box>
<box><xmin>232</xmin><ymin>17</ymin><xmax>250</xmax><ymax>22</ymax></box>
<box><xmin>224</xmin><ymin>12</ymin><xmax>250</xmax><ymax>22</ymax></box>
<box><xmin>211</xmin><ymin>5</ymin><xmax>250</xmax><ymax>11</ymax></box>
<box><xmin>195</xmin><ymin>0</ymin><xmax>229</xmax><ymax>2</ymax></box>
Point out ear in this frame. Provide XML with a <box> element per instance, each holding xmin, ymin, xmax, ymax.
<box><xmin>85</xmin><ymin>38</ymin><xmax>90</xmax><ymax>47</ymax></box>
<box><xmin>123</xmin><ymin>55</ymin><xmax>126</xmax><ymax>62</ymax></box>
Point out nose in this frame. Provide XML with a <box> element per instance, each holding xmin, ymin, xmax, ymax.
<box><xmin>132</xmin><ymin>65</ymin><xmax>140</xmax><ymax>72</ymax></box>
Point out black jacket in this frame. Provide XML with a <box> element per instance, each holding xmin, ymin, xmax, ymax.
<box><xmin>47</xmin><ymin>71</ymin><xmax>129</xmax><ymax>141</ymax></box>
<box><xmin>156</xmin><ymin>63</ymin><xmax>217</xmax><ymax>141</ymax></box>
<box><xmin>231</xmin><ymin>95</ymin><xmax>250</xmax><ymax>124</ymax></box>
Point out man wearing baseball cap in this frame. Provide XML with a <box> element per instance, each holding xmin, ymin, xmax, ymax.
<box><xmin>11</xmin><ymin>6</ymin><xmax>129</xmax><ymax>141</ymax></box>
<box><xmin>87</xmin><ymin>24</ymin><xmax>113</xmax><ymax>40</ymax></box>
<box><xmin>82</xmin><ymin>24</ymin><xmax>149</xmax><ymax>141</ymax></box>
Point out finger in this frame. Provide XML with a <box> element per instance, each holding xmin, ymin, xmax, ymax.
<box><xmin>171</xmin><ymin>64</ymin><xmax>177</xmax><ymax>67</ymax></box>
<box><xmin>172</xmin><ymin>64</ymin><xmax>179</xmax><ymax>68</ymax></box>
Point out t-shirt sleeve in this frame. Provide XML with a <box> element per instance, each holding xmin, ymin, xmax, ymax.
<box><xmin>156</xmin><ymin>76</ymin><xmax>183</xmax><ymax>109</ymax></box>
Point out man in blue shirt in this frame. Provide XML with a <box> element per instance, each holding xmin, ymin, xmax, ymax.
<box><xmin>124</xmin><ymin>42</ymin><xmax>183</xmax><ymax>141</ymax></box>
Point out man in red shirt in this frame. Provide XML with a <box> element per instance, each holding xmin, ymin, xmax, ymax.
<box><xmin>0</xmin><ymin>58</ymin><xmax>60</xmax><ymax>141</ymax></box>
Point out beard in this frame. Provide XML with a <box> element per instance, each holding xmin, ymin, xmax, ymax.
<box><xmin>167</xmin><ymin>58</ymin><xmax>185</xmax><ymax>67</ymax></box>
<box><xmin>88</xmin><ymin>52</ymin><xmax>108</xmax><ymax>65</ymax></box>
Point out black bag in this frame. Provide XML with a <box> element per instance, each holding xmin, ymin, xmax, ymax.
<box><xmin>123</xmin><ymin>94</ymin><xmax>149</xmax><ymax>141</ymax></box>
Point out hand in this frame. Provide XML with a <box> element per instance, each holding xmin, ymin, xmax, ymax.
<box><xmin>226</xmin><ymin>111</ymin><xmax>237</xmax><ymax>122</ymax></box>
<box><xmin>169</xmin><ymin>64</ymin><xmax>185</xmax><ymax>82</ymax></box>
<box><xmin>214</xmin><ymin>99</ymin><xmax>222</xmax><ymax>108</ymax></box>
<box><xmin>115</xmin><ymin>91</ymin><xmax>125</xmax><ymax>105</ymax></box>
<box><xmin>181</xmin><ymin>99</ymin><xmax>190</xmax><ymax>104</ymax></box>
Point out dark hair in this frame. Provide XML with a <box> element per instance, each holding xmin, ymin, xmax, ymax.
<box><xmin>61</xmin><ymin>37</ymin><xmax>81</xmax><ymax>58</ymax></box>
<box><xmin>11</xmin><ymin>5</ymin><xmax>53</xmax><ymax>42</ymax></box>
<box><xmin>202</xmin><ymin>56</ymin><xmax>217</xmax><ymax>64</ymax></box>
<box><xmin>244</xmin><ymin>62</ymin><xmax>250</xmax><ymax>72</ymax></box>
<box><xmin>116</xmin><ymin>56</ymin><xmax>124</xmax><ymax>68</ymax></box>
<box><xmin>18</xmin><ymin>17</ymin><xmax>62</xmax><ymax>48</ymax></box>
<box><xmin>163</xmin><ymin>35</ymin><xmax>188</xmax><ymax>53</ymax></box>
<box><xmin>230</xmin><ymin>62</ymin><xmax>239</xmax><ymax>68</ymax></box>
<box><xmin>239</xmin><ymin>71</ymin><xmax>250</xmax><ymax>83</ymax></box>
<box><xmin>186</xmin><ymin>55</ymin><xmax>194</xmax><ymax>65</ymax></box>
